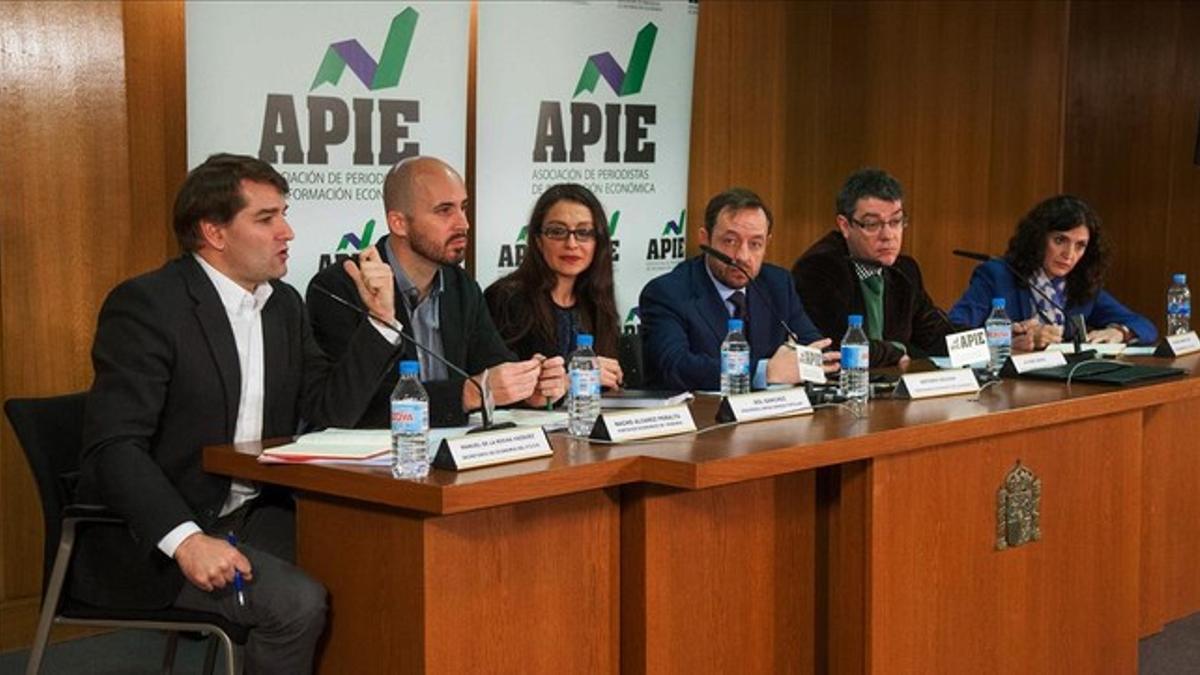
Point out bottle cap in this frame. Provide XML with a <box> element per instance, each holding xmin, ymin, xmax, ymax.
<box><xmin>1173</xmin><ymin>273</ymin><xmax>1187</xmax><ymax>285</ymax></box>
<box><xmin>847</xmin><ymin>314</ymin><xmax>863</xmax><ymax>327</ymax></box>
<box><xmin>576</xmin><ymin>333</ymin><xmax>594</xmax><ymax>348</ymax></box>
<box><xmin>727</xmin><ymin>318</ymin><xmax>744</xmax><ymax>333</ymax></box>
<box><xmin>399</xmin><ymin>360</ymin><xmax>419</xmax><ymax>376</ymax></box>
<box><xmin>991</xmin><ymin>297</ymin><xmax>1006</xmax><ymax>309</ymax></box>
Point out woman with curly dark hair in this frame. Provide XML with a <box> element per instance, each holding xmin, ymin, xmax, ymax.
<box><xmin>485</xmin><ymin>183</ymin><xmax>623</xmax><ymax>388</ymax></box>
<box><xmin>949</xmin><ymin>195</ymin><xmax>1156</xmax><ymax>350</ymax></box>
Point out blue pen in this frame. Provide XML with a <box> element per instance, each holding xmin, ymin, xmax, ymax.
<box><xmin>225</xmin><ymin>532</ymin><xmax>246</xmax><ymax>607</ymax></box>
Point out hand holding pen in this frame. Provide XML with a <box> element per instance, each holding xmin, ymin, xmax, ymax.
<box><xmin>226</xmin><ymin>532</ymin><xmax>247</xmax><ymax>606</ymax></box>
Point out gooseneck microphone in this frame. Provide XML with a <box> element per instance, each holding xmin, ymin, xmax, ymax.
<box><xmin>951</xmin><ymin>249</ymin><xmax>1087</xmax><ymax>344</ymax></box>
<box><xmin>309</xmin><ymin>283</ymin><xmax>511</xmax><ymax>433</ymax></box>
<box><xmin>698</xmin><ymin>244</ymin><xmax>801</xmax><ymax>344</ymax></box>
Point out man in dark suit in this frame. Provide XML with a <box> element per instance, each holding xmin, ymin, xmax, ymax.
<box><xmin>307</xmin><ymin>156</ymin><xmax>566</xmax><ymax>428</ymax></box>
<box><xmin>791</xmin><ymin>168</ymin><xmax>958</xmax><ymax>367</ymax></box>
<box><xmin>640</xmin><ymin>188</ymin><xmax>839</xmax><ymax>391</ymax></box>
<box><xmin>75</xmin><ymin>154</ymin><xmax>400</xmax><ymax>675</ymax></box>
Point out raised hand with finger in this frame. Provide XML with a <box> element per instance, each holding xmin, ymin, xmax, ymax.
<box><xmin>344</xmin><ymin>246</ymin><xmax>396</xmax><ymax>326</ymax></box>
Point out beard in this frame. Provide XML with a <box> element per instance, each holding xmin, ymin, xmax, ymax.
<box><xmin>706</xmin><ymin>255</ymin><xmax>749</xmax><ymax>289</ymax></box>
<box><xmin>408</xmin><ymin>228</ymin><xmax>467</xmax><ymax>266</ymax></box>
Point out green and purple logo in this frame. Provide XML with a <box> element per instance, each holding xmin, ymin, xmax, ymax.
<box><xmin>573</xmin><ymin>23</ymin><xmax>658</xmax><ymax>98</ymax></box>
<box><xmin>661</xmin><ymin>210</ymin><xmax>685</xmax><ymax>236</ymax></box>
<box><xmin>311</xmin><ymin>8</ymin><xmax>419</xmax><ymax>91</ymax></box>
<box><xmin>336</xmin><ymin>219</ymin><xmax>376</xmax><ymax>252</ymax></box>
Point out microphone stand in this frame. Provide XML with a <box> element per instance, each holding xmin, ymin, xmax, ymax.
<box><xmin>309</xmin><ymin>284</ymin><xmax>515</xmax><ymax>433</ymax></box>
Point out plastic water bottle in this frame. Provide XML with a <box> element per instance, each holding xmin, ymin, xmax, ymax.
<box><xmin>568</xmin><ymin>333</ymin><xmax>601</xmax><ymax>436</ymax></box>
<box><xmin>1167</xmin><ymin>273</ymin><xmax>1191</xmax><ymax>335</ymax></box>
<box><xmin>986</xmin><ymin>298</ymin><xmax>1012</xmax><ymax>374</ymax></box>
<box><xmin>720</xmin><ymin>318</ymin><xmax>751</xmax><ymax>396</ymax></box>
<box><xmin>839</xmin><ymin>314</ymin><xmax>869</xmax><ymax>411</ymax></box>
<box><xmin>390</xmin><ymin>360</ymin><xmax>430</xmax><ymax>479</ymax></box>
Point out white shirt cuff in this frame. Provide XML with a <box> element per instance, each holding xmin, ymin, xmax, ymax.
<box><xmin>158</xmin><ymin>521</ymin><xmax>202</xmax><ymax>558</ymax></box>
<box><xmin>753</xmin><ymin>359</ymin><xmax>769</xmax><ymax>389</ymax></box>
<box><xmin>370</xmin><ymin>317</ymin><xmax>403</xmax><ymax>345</ymax></box>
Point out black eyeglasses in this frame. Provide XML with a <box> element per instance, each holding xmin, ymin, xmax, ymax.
<box><xmin>849</xmin><ymin>215</ymin><xmax>908</xmax><ymax>234</ymax></box>
<box><xmin>540</xmin><ymin>224</ymin><xmax>596</xmax><ymax>242</ymax></box>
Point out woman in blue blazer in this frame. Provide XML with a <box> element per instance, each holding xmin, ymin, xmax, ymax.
<box><xmin>949</xmin><ymin>195</ymin><xmax>1156</xmax><ymax>350</ymax></box>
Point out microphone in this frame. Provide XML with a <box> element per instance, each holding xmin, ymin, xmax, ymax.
<box><xmin>309</xmin><ymin>284</ymin><xmax>512</xmax><ymax>433</ymax></box>
<box><xmin>698</xmin><ymin>244</ymin><xmax>802</xmax><ymax>345</ymax></box>
<box><xmin>951</xmin><ymin>249</ymin><xmax>1087</xmax><ymax>341</ymax></box>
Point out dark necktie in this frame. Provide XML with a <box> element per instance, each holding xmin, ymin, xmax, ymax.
<box><xmin>729</xmin><ymin>290</ymin><xmax>747</xmax><ymax>321</ymax></box>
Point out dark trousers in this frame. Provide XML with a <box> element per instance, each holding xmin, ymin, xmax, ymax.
<box><xmin>173</xmin><ymin>495</ymin><xmax>326</xmax><ymax>675</ymax></box>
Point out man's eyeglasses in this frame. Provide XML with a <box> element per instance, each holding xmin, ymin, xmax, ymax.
<box><xmin>540</xmin><ymin>225</ymin><xmax>596</xmax><ymax>242</ymax></box>
<box><xmin>849</xmin><ymin>215</ymin><xmax>908</xmax><ymax>234</ymax></box>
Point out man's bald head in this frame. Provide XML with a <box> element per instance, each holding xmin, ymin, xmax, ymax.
<box><xmin>383</xmin><ymin>156</ymin><xmax>464</xmax><ymax>218</ymax></box>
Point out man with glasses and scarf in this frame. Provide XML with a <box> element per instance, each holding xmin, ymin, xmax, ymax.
<box><xmin>307</xmin><ymin>156</ymin><xmax>566</xmax><ymax>427</ymax></box>
<box><xmin>792</xmin><ymin>168</ymin><xmax>959</xmax><ymax>367</ymax></box>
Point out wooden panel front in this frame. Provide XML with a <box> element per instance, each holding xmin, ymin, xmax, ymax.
<box><xmin>1142</xmin><ymin>398</ymin><xmax>1200</xmax><ymax>630</ymax></box>
<box><xmin>864</xmin><ymin>411</ymin><xmax>1142</xmax><ymax>673</ymax></box>
<box><xmin>621</xmin><ymin>473</ymin><xmax>816</xmax><ymax>674</ymax></box>
<box><xmin>298</xmin><ymin>489</ymin><xmax>620</xmax><ymax>674</ymax></box>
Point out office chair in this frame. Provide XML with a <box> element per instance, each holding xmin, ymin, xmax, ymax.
<box><xmin>618</xmin><ymin>330</ymin><xmax>645</xmax><ymax>389</ymax></box>
<box><xmin>5</xmin><ymin>393</ymin><xmax>247</xmax><ymax>675</ymax></box>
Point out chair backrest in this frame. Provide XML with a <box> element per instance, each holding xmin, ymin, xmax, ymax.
<box><xmin>4</xmin><ymin>393</ymin><xmax>88</xmax><ymax>595</ymax></box>
<box><xmin>618</xmin><ymin>332</ymin><xmax>645</xmax><ymax>389</ymax></box>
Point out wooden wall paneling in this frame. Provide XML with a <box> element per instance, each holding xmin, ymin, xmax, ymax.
<box><xmin>905</xmin><ymin>2</ymin><xmax>998</xmax><ymax>309</ymax></box>
<box><xmin>0</xmin><ymin>0</ymin><xmax>134</xmax><ymax>632</ymax></box>
<box><xmin>685</xmin><ymin>0</ymin><xmax>732</xmax><ymax>251</ymax></box>
<box><xmin>121</xmin><ymin>0</ymin><xmax>187</xmax><ymax>265</ymax></box>
<box><xmin>980</xmin><ymin>1</ymin><xmax>1068</xmax><ymax>290</ymax></box>
<box><xmin>1162</xmin><ymin>2</ymin><xmax>1200</xmax><ymax>287</ymax></box>
<box><xmin>1063</xmin><ymin>1</ymin><xmax>1182</xmax><ymax>333</ymax></box>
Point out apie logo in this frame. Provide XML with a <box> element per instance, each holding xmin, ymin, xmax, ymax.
<box><xmin>532</xmin><ymin>23</ymin><xmax>659</xmax><ymax>164</ymax></box>
<box><xmin>311</xmin><ymin>8</ymin><xmax>418</xmax><ymax>92</ymax></box>
<box><xmin>573</xmin><ymin>23</ymin><xmax>657</xmax><ymax>98</ymax></box>
<box><xmin>646</xmin><ymin>209</ymin><xmax>686</xmax><ymax>263</ymax></box>
<box><xmin>259</xmin><ymin>7</ymin><xmax>423</xmax><ymax>166</ymax></box>
<box><xmin>318</xmin><ymin>219</ymin><xmax>376</xmax><ymax>271</ymax></box>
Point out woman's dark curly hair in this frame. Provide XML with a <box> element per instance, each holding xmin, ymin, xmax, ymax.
<box><xmin>1004</xmin><ymin>195</ymin><xmax>1109</xmax><ymax>308</ymax></box>
<box><xmin>486</xmin><ymin>184</ymin><xmax>619</xmax><ymax>358</ymax></box>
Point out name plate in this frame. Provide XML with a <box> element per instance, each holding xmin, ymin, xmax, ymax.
<box><xmin>716</xmin><ymin>387</ymin><xmax>813</xmax><ymax>423</ymax></box>
<box><xmin>793</xmin><ymin>344</ymin><xmax>827</xmax><ymax>384</ymax></box>
<box><xmin>1002</xmin><ymin>351</ymin><xmax>1068</xmax><ymax>375</ymax></box>
<box><xmin>432</xmin><ymin>426</ymin><xmax>552</xmax><ymax>471</ymax></box>
<box><xmin>1155</xmin><ymin>331</ymin><xmax>1200</xmax><ymax>357</ymax></box>
<box><xmin>945</xmin><ymin>328</ymin><xmax>991</xmax><ymax>368</ymax></box>
<box><xmin>589</xmin><ymin>404</ymin><xmax>697</xmax><ymax>443</ymax></box>
<box><xmin>894</xmin><ymin>369</ymin><xmax>980</xmax><ymax>399</ymax></box>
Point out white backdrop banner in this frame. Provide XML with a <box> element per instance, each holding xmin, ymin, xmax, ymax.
<box><xmin>186</xmin><ymin>1</ymin><xmax>469</xmax><ymax>290</ymax></box>
<box><xmin>475</xmin><ymin>0</ymin><xmax>698</xmax><ymax>327</ymax></box>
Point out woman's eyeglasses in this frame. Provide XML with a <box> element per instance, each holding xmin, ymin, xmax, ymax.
<box><xmin>540</xmin><ymin>225</ymin><xmax>596</xmax><ymax>242</ymax></box>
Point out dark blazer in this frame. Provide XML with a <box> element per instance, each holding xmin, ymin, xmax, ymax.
<box><xmin>639</xmin><ymin>256</ymin><xmax>824</xmax><ymax>391</ymax></box>
<box><xmin>948</xmin><ymin>258</ymin><xmax>1158</xmax><ymax>343</ymax></box>
<box><xmin>307</xmin><ymin>236</ymin><xmax>515</xmax><ymax>428</ymax></box>
<box><xmin>74</xmin><ymin>255</ymin><xmax>397</xmax><ymax>609</ymax></box>
<box><xmin>483</xmin><ymin>279</ymin><xmax>619</xmax><ymax>361</ymax></box>
<box><xmin>792</xmin><ymin>231</ymin><xmax>959</xmax><ymax>367</ymax></box>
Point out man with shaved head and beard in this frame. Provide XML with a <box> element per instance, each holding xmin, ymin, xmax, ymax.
<box><xmin>308</xmin><ymin>156</ymin><xmax>566</xmax><ymax>427</ymax></box>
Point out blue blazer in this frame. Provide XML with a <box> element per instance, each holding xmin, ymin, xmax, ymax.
<box><xmin>640</xmin><ymin>256</ymin><xmax>823</xmax><ymax>391</ymax></box>
<box><xmin>948</xmin><ymin>259</ymin><xmax>1157</xmax><ymax>343</ymax></box>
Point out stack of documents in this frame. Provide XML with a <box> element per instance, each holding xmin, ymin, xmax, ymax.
<box><xmin>259</xmin><ymin>429</ymin><xmax>392</xmax><ymax>465</ymax></box>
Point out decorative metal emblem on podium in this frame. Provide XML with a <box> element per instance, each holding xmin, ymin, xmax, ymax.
<box><xmin>996</xmin><ymin>461</ymin><xmax>1041</xmax><ymax>550</ymax></box>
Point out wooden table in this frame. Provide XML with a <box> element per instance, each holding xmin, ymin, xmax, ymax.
<box><xmin>205</xmin><ymin>355</ymin><xmax>1200</xmax><ymax>674</ymax></box>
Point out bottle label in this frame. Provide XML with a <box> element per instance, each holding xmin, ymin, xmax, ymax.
<box><xmin>1168</xmin><ymin>300</ymin><xmax>1191</xmax><ymax>316</ymax></box>
<box><xmin>721</xmin><ymin>349</ymin><xmax>750</xmax><ymax>376</ymax></box>
<box><xmin>987</xmin><ymin>324</ymin><xmax>1012</xmax><ymax>346</ymax></box>
<box><xmin>391</xmin><ymin>400</ymin><xmax>428</xmax><ymax>435</ymax></box>
<box><xmin>840</xmin><ymin>344</ymin><xmax>868</xmax><ymax>370</ymax></box>
<box><xmin>570</xmin><ymin>369</ymin><xmax>600</xmax><ymax>397</ymax></box>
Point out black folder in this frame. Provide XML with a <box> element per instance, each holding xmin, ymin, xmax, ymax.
<box><xmin>1016</xmin><ymin>360</ymin><xmax>1184</xmax><ymax>386</ymax></box>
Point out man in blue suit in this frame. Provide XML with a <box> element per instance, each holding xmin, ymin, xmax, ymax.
<box><xmin>640</xmin><ymin>188</ymin><xmax>839</xmax><ymax>391</ymax></box>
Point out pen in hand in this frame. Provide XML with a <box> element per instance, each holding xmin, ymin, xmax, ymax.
<box><xmin>226</xmin><ymin>532</ymin><xmax>246</xmax><ymax>607</ymax></box>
